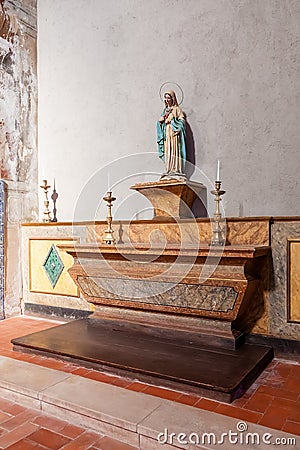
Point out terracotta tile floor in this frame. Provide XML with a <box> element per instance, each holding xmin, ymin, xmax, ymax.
<box><xmin>0</xmin><ymin>316</ymin><xmax>299</xmax><ymax>445</ymax></box>
<box><xmin>0</xmin><ymin>396</ymin><xmax>137</xmax><ymax>449</ymax></box>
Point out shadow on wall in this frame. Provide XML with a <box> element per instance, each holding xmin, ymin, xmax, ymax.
<box><xmin>185</xmin><ymin>120</ymin><xmax>195</xmax><ymax>180</ymax></box>
<box><xmin>192</xmin><ymin>189</ymin><xmax>208</xmax><ymax>218</ymax></box>
<box><xmin>185</xmin><ymin>118</ymin><xmax>207</xmax><ymax>217</ymax></box>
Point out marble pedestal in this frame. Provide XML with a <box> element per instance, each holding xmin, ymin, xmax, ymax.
<box><xmin>130</xmin><ymin>179</ymin><xmax>206</xmax><ymax>219</ymax></box>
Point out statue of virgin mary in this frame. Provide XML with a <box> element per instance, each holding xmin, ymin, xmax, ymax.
<box><xmin>157</xmin><ymin>90</ymin><xmax>186</xmax><ymax>179</ymax></box>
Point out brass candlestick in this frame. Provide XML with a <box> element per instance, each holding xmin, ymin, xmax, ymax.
<box><xmin>51</xmin><ymin>179</ymin><xmax>58</xmax><ymax>222</ymax></box>
<box><xmin>40</xmin><ymin>179</ymin><xmax>51</xmax><ymax>223</ymax></box>
<box><xmin>103</xmin><ymin>191</ymin><xmax>116</xmax><ymax>245</ymax></box>
<box><xmin>210</xmin><ymin>181</ymin><xmax>226</xmax><ymax>246</ymax></box>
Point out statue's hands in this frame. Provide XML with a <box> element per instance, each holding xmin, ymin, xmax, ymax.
<box><xmin>159</xmin><ymin>116</ymin><xmax>165</xmax><ymax>123</ymax></box>
<box><xmin>174</xmin><ymin>131</ymin><xmax>180</xmax><ymax>136</ymax></box>
<box><xmin>165</xmin><ymin>112</ymin><xmax>174</xmax><ymax>124</ymax></box>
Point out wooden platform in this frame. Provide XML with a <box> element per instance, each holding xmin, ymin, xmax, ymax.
<box><xmin>12</xmin><ymin>318</ymin><xmax>273</xmax><ymax>403</ymax></box>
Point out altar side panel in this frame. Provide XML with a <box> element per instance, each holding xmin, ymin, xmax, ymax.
<box><xmin>29</xmin><ymin>238</ymin><xmax>79</xmax><ymax>297</ymax></box>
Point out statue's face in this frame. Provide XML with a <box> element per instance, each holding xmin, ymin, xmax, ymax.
<box><xmin>164</xmin><ymin>93</ymin><xmax>173</xmax><ymax>107</ymax></box>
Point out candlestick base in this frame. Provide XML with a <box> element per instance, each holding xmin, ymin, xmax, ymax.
<box><xmin>211</xmin><ymin>220</ymin><xmax>226</xmax><ymax>246</ymax></box>
<box><xmin>103</xmin><ymin>230</ymin><xmax>116</xmax><ymax>245</ymax></box>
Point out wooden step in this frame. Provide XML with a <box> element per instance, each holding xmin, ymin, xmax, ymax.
<box><xmin>12</xmin><ymin>318</ymin><xmax>273</xmax><ymax>403</ymax></box>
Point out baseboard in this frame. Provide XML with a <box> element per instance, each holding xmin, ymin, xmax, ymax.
<box><xmin>24</xmin><ymin>303</ymin><xmax>92</xmax><ymax>321</ymax></box>
<box><xmin>246</xmin><ymin>333</ymin><xmax>300</xmax><ymax>362</ymax></box>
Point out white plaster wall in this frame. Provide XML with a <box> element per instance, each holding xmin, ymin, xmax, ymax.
<box><xmin>38</xmin><ymin>0</ymin><xmax>300</xmax><ymax>221</ymax></box>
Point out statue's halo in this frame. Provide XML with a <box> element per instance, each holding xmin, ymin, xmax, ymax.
<box><xmin>159</xmin><ymin>82</ymin><xmax>184</xmax><ymax>105</ymax></box>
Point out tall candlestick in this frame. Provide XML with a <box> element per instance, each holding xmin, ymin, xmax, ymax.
<box><xmin>103</xmin><ymin>191</ymin><xmax>116</xmax><ymax>245</ymax></box>
<box><xmin>51</xmin><ymin>178</ymin><xmax>58</xmax><ymax>222</ymax></box>
<box><xmin>216</xmin><ymin>160</ymin><xmax>220</xmax><ymax>181</ymax></box>
<box><xmin>40</xmin><ymin>179</ymin><xmax>51</xmax><ymax>222</ymax></box>
<box><xmin>210</xmin><ymin>180</ymin><xmax>226</xmax><ymax>246</ymax></box>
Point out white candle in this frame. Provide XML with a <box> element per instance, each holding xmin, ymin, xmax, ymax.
<box><xmin>107</xmin><ymin>172</ymin><xmax>110</xmax><ymax>192</ymax></box>
<box><xmin>216</xmin><ymin>160</ymin><xmax>220</xmax><ymax>181</ymax></box>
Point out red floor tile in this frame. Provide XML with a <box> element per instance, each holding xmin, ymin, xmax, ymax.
<box><xmin>244</xmin><ymin>392</ymin><xmax>274</xmax><ymax>413</ymax></box>
<box><xmin>0</xmin><ymin>410</ymin><xmax>13</xmax><ymax>423</ymax></box>
<box><xmin>126</xmin><ymin>381</ymin><xmax>148</xmax><ymax>392</ymax></box>
<box><xmin>33</xmin><ymin>358</ymin><xmax>68</xmax><ymax>371</ymax></box>
<box><xmin>70</xmin><ymin>367</ymin><xmax>92</xmax><ymax>377</ymax></box>
<box><xmin>258</xmin><ymin>406</ymin><xmax>288</xmax><ymax>430</ymax></box>
<box><xmin>275</xmin><ymin>362</ymin><xmax>293</xmax><ymax>378</ymax></box>
<box><xmin>56</xmin><ymin>363</ymin><xmax>83</xmax><ymax>373</ymax></box>
<box><xmin>282</xmin><ymin>420</ymin><xmax>300</xmax><ymax>434</ymax></box>
<box><xmin>27</xmin><ymin>427</ymin><xmax>71</xmax><ymax>449</ymax></box>
<box><xmin>0</xmin><ymin>422</ymin><xmax>39</xmax><ymax>448</ymax></box>
<box><xmin>262</xmin><ymin>376</ymin><xmax>285</xmax><ymax>389</ymax></box>
<box><xmin>142</xmin><ymin>385</ymin><xmax>182</xmax><ymax>401</ymax></box>
<box><xmin>6</xmin><ymin>438</ymin><xmax>41</xmax><ymax>449</ymax></box>
<box><xmin>12</xmin><ymin>353</ymin><xmax>36</xmax><ymax>363</ymax></box>
<box><xmin>84</xmin><ymin>371</ymin><xmax>120</xmax><ymax>384</ymax></box>
<box><xmin>1</xmin><ymin>410</ymin><xmax>40</xmax><ymax>431</ymax></box>
<box><xmin>0</xmin><ymin>398</ymin><xmax>15</xmax><ymax>412</ymax></box>
<box><xmin>270</xmin><ymin>398</ymin><xmax>300</xmax><ymax>420</ymax></box>
<box><xmin>3</xmin><ymin>404</ymin><xmax>26</xmax><ymax>417</ymax></box>
<box><xmin>177</xmin><ymin>393</ymin><xmax>201</xmax><ymax>406</ymax></box>
<box><xmin>283</xmin><ymin>375</ymin><xmax>300</xmax><ymax>394</ymax></box>
<box><xmin>31</xmin><ymin>415</ymin><xmax>67</xmax><ymax>433</ymax></box>
<box><xmin>194</xmin><ymin>398</ymin><xmax>219</xmax><ymax>411</ymax></box>
<box><xmin>59</xmin><ymin>430</ymin><xmax>101</xmax><ymax>449</ymax></box>
<box><xmin>112</xmin><ymin>378</ymin><xmax>133</xmax><ymax>388</ymax></box>
<box><xmin>256</xmin><ymin>384</ymin><xmax>299</xmax><ymax>401</ymax></box>
<box><xmin>0</xmin><ymin>349</ymin><xmax>19</xmax><ymax>358</ymax></box>
<box><xmin>290</xmin><ymin>364</ymin><xmax>300</xmax><ymax>377</ymax></box>
<box><xmin>215</xmin><ymin>404</ymin><xmax>263</xmax><ymax>423</ymax></box>
<box><xmin>58</xmin><ymin>423</ymin><xmax>85</xmax><ymax>439</ymax></box>
<box><xmin>94</xmin><ymin>436</ymin><xmax>138</xmax><ymax>450</ymax></box>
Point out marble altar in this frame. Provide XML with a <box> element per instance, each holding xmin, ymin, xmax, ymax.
<box><xmin>14</xmin><ymin>215</ymin><xmax>276</xmax><ymax>401</ymax></box>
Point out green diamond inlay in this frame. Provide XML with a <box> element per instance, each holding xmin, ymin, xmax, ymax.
<box><xmin>43</xmin><ymin>244</ymin><xmax>64</xmax><ymax>288</ymax></box>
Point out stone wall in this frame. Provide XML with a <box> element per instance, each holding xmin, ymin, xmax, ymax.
<box><xmin>0</xmin><ymin>0</ymin><xmax>37</xmax><ymax>316</ymax></box>
<box><xmin>38</xmin><ymin>0</ymin><xmax>300</xmax><ymax>221</ymax></box>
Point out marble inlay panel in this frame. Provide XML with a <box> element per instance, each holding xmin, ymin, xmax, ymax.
<box><xmin>42</xmin><ymin>244</ymin><xmax>64</xmax><ymax>288</ymax></box>
<box><xmin>288</xmin><ymin>240</ymin><xmax>300</xmax><ymax>323</ymax></box>
<box><xmin>29</xmin><ymin>238</ymin><xmax>79</xmax><ymax>297</ymax></box>
<box><xmin>227</xmin><ymin>221</ymin><xmax>270</xmax><ymax>245</ymax></box>
<box><xmin>77</xmin><ymin>276</ymin><xmax>238</xmax><ymax>313</ymax></box>
<box><xmin>270</xmin><ymin>221</ymin><xmax>300</xmax><ymax>339</ymax></box>
<box><xmin>86</xmin><ymin>218</ymin><xmax>270</xmax><ymax>247</ymax></box>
